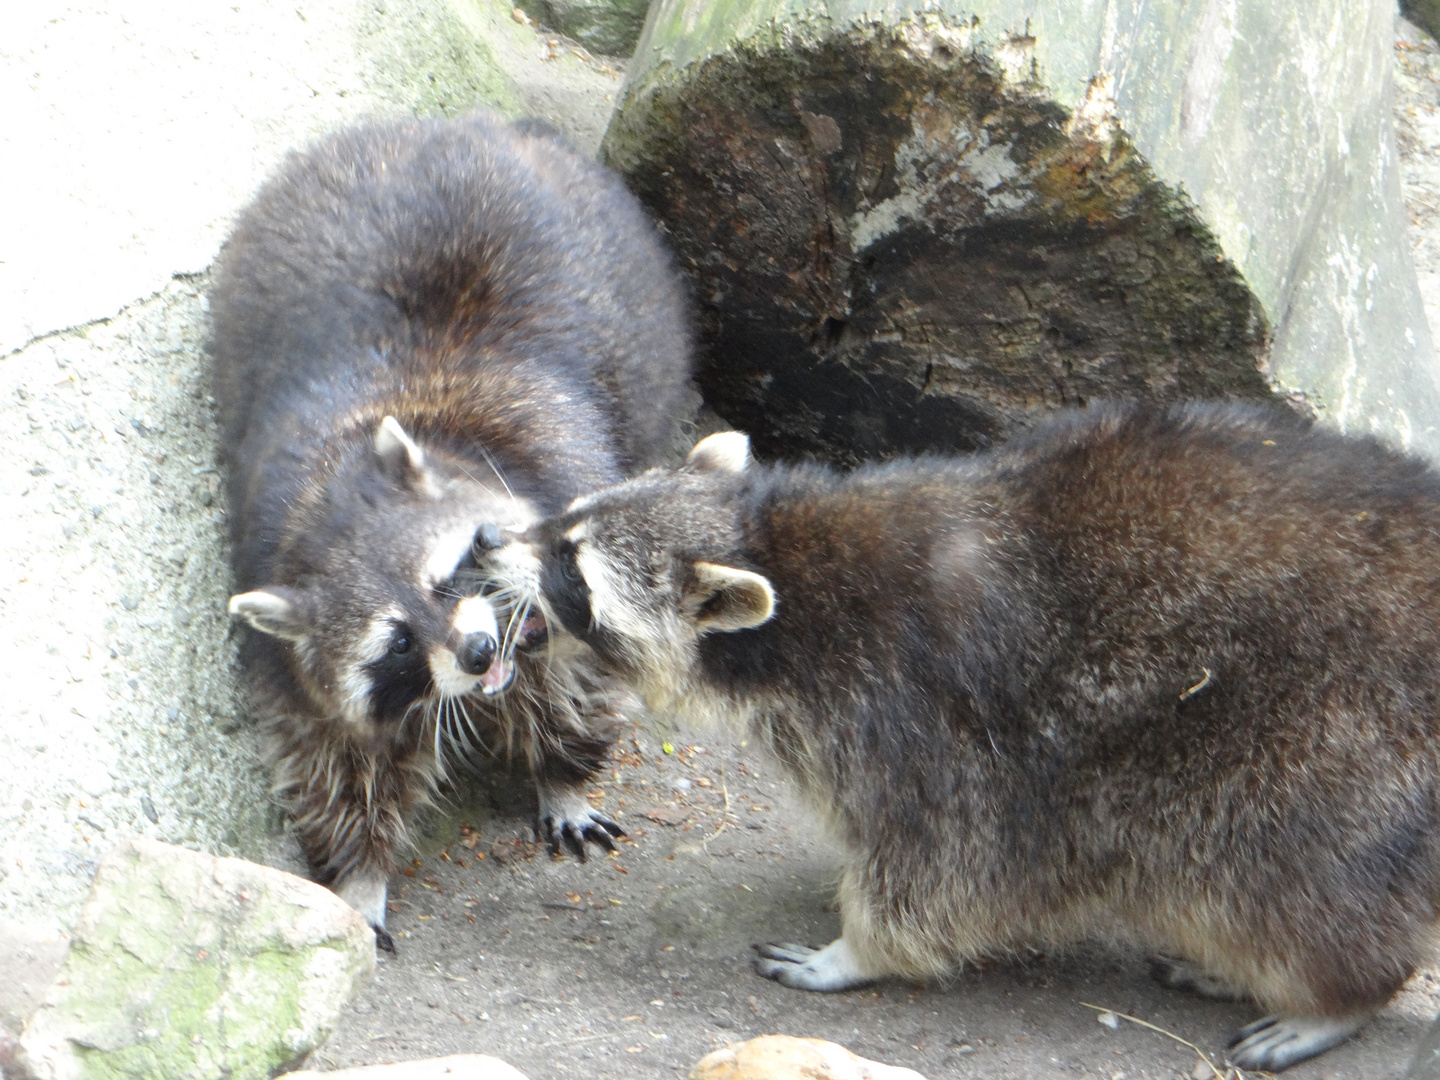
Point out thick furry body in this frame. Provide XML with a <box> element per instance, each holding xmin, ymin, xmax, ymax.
<box><xmin>488</xmin><ymin>403</ymin><xmax>1440</xmax><ymax>1069</ymax></box>
<box><xmin>209</xmin><ymin>112</ymin><xmax>693</xmax><ymax>937</ymax></box>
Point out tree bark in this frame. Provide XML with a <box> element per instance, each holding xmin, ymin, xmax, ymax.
<box><xmin>603</xmin><ymin>1</ymin><xmax>1438</xmax><ymax>462</ymax></box>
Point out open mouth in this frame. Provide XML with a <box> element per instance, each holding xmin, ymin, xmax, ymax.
<box><xmin>479</xmin><ymin>654</ymin><xmax>516</xmax><ymax>695</ymax></box>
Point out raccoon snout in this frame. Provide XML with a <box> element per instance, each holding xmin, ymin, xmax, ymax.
<box><xmin>456</xmin><ymin>631</ymin><xmax>498</xmax><ymax>675</ymax></box>
<box><xmin>473</xmin><ymin>522</ymin><xmax>504</xmax><ymax>551</ymax></box>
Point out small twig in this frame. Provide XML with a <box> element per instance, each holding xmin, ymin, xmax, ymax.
<box><xmin>1078</xmin><ymin>1002</ymin><xmax>1238</xmax><ymax>1079</ymax></box>
<box><xmin>701</xmin><ymin>763</ymin><xmax>734</xmax><ymax>848</ymax></box>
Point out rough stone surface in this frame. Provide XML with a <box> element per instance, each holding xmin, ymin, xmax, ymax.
<box><xmin>1407</xmin><ymin>1012</ymin><xmax>1440</xmax><ymax>1078</ymax></box>
<box><xmin>691</xmin><ymin>1035</ymin><xmax>926</xmax><ymax>1080</ymax></box>
<box><xmin>604</xmin><ymin>0</ymin><xmax>1440</xmax><ymax>463</ymax></box>
<box><xmin>516</xmin><ymin>0</ymin><xmax>653</xmax><ymax>56</ymax></box>
<box><xmin>0</xmin><ymin>0</ymin><xmax>623</xmax><ymax>358</ymax></box>
<box><xmin>13</xmin><ymin>839</ymin><xmax>375</xmax><ymax>1080</ymax></box>
<box><xmin>279</xmin><ymin>1054</ymin><xmax>529</xmax><ymax>1079</ymax></box>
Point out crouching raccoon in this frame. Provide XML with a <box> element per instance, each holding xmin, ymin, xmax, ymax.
<box><xmin>208</xmin><ymin>111</ymin><xmax>694</xmax><ymax>947</ymax></box>
<box><xmin>481</xmin><ymin>403</ymin><xmax>1440</xmax><ymax>1071</ymax></box>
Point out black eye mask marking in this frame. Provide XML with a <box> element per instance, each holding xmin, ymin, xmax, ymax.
<box><xmin>363</xmin><ymin>622</ymin><xmax>434</xmax><ymax>723</ymax></box>
<box><xmin>541</xmin><ymin>541</ymin><xmax>595</xmax><ymax>641</ymax></box>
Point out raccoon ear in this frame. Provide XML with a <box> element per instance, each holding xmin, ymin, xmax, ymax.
<box><xmin>228</xmin><ymin>587</ymin><xmax>313</xmax><ymax>641</ymax></box>
<box><xmin>685</xmin><ymin>431</ymin><xmax>750</xmax><ymax>474</ymax></box>
<box><xmin>685</xmin><ymin>561</ymin><xmax>775</xmax><ymax>633</ymax></box>
<box><xmin>374</xmin><ymin>416</ymin><xmax>426</xmax><ymax>480</ymax></box>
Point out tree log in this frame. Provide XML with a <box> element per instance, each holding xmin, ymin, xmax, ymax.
<box><xmin>604</xmin><ymin>1</ymin><xmax>1439</xmax><ymax>462</ymax></box>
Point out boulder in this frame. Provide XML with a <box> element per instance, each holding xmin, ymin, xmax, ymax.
<box><xmin>12</xmin><ymin>839</ymin><xmax>374</xmax><ymax>1080</ymax></box>
<box><xmin>604</xmin><ymin>0</ymin><xmax>1440</xmax><ymax>463</ymax></box>
<box><xmin>691</xmin><ymin>1035</ymin><xmax>926</xmax><ymax>1080</ymax></box>
<box><xmin>515</xmin><ymin>0</ymin><xmax>653</xmax><ymax>56</ymax></box>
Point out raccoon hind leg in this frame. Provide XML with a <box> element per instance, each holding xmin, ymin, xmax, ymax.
<box><xmin>1148</xmin><ymin>955</ymin><xmax>1248</xmax><ymax>1001</ymax></box>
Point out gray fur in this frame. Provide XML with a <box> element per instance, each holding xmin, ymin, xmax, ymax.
<box><xmin>208</xmin><ymin>111</ymin><xmax>693</xmax><ymax>941</ymax></box>
<box><xmin>486</xmin><ymin>402</ymin><xmax>1440</xmax><ymax>1070</ymax></box>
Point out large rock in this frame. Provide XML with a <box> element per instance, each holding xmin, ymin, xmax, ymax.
<box><xmin>603</xmin><ymin>0</ymin><xmax>1440</xmax><ymax>463</ymax></box>
<box><xmin>516</xmin><ymin>0</ymin><xmax>653</xmax><ymax>56</ymax></box>
<box><xmin>12</xmin><ymin>839</ymin><xmax>374</xmax><ymax>1080</ymax></box>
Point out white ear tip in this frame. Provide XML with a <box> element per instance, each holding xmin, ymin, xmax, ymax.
<box><xmin>375</xmin><ymin>415</ymin><xmax>426</xmax><ymax>471</ymax></box>
<box><xmin>686</xmin><ymin>430</ymin><xmax>751</xmax><ymax>473</ymax></box>
<box><xmin>229</xmin><ymin>590</ymin><xmax>286</xmax><ymax>618</ymax></box>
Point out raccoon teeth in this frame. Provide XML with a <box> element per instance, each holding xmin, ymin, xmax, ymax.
<box><xmin>481</xmin><ymin>656</ymin><xmax>516</xmax><ymax>695</ymax></box>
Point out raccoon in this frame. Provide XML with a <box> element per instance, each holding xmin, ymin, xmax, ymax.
<box><xmin>208</xmin><ymin>111</ymin><xmax>694</xmax><ymax>947</ymax></box>
<box><xmin>482</xmin><ymin>402</ymin><xmax>1440</xmax><ymax>1071</ymax></box>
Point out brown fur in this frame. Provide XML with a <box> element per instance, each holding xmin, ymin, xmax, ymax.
<box><xmin>486</xmin><ymin>402</ymin><xmax>1440</xmax><ymax>1069</ymax></box>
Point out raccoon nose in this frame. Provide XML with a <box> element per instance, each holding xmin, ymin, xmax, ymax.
<box><xmin>456</xmin><ymin>631</ymin><xmax>497</xmax><ymax>676</ymax></box>
<box><xmin>473</xmin><ymin>522</ymin><xmax>504</xmax><ymax>551</ymax></box>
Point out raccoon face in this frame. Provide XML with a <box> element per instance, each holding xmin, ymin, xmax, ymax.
<box><xmin>485</xmin><ymin>431</ymin><xmax>775</xmax><ymax>709</ymax></box>
<box><xmin>229</xmin><ymin>417</ymin><xmax>536</xmax><ymax>731</ymax></box>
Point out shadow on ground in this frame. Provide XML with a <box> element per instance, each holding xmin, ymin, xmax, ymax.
<box><xmin>307</xmin><ymin>723</ymin><xmax>1427</xmax><ymax>1080</ymax></box>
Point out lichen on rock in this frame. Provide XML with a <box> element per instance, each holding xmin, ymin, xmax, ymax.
<box><xmin>14</xmin><ymin>839</ymin><xmax>374</xmax><ymax>1080</ymax></box>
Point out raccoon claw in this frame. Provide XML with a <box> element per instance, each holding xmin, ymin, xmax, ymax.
<box><xmin>373</xmin><ymin>925</ymin><xmax>396</xmax><ymax>953</ymax></box>
<box><xmin>1225</xmin><ymin>1014</ymin><xmax>1365</xmax><ymax>1071</ymax></box>
<box><xmin>752</xmin><ymin>937</ymin><xmax>875</xmax><ymax>992</ymax></box>
<box><xmin>537</xmin><ymin>806</ymin><xmax>625</xmax><ymax>861</ymax></box>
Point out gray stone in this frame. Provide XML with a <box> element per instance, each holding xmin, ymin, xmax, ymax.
<box><xmin>12</xmin><ymin>839</ymin><xmax>374</xmax><ymax>1080</ymax></box>
<box><xmin>1406</xmin><ymin>1012</ymin><xmax>1440</xmax><ymax>1080</ymax></box>
<box><xmin>517</xmin><ymin>0</ymin><xmax>653</xmax><ymax>56</ymax></box>
<box><xmin>603</xmin><ymin>0</ymin><xmax>1440</xmax><ymax>463</ymax></box>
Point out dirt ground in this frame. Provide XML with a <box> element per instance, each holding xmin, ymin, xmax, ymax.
<box><xmin>303</xmin><ymin>722</ymin><xmax>1430</xmax><ymax>1080</ymax></box>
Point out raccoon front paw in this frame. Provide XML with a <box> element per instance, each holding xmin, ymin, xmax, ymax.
<box><xmin>1225</xmin><ymin>1014</ymin><xmax>1365</xmax><ymax>1071</ymax></box>
<box><xmin>753</xmin><ymin>938</ymin><xmax>876</xmax><ymax>992</ymax></box>
<box><xmin>535</xmin><ymin>784</ymin><xmax>625</xmax><ymax>860</ymax></box>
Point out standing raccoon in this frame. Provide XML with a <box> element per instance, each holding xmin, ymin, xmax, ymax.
<box><xmin>484</xmin><ymin>403</ymin><xmax>1440</xmax><ymax>1071</ymax></box>
<box><xmin>208</xmin><ymin>111</ymin><xmax>693</xmax><ymax>946</ymax></box>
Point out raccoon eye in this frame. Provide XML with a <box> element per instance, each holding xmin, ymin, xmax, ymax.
<box><xmin>561</xmin><ymin>553</ymin><xmax>584</xmax><ymax>584</ymax></box>
<box><xmin>389</xmin><ymin>629</ymin><xmax>412</xmax><ymax>655</ymax></box>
